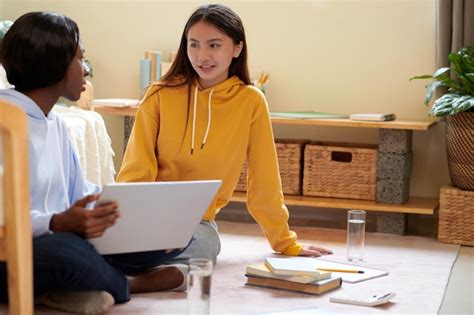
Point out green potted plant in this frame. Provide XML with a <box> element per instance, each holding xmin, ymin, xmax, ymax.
<box><xmin>410</xmin><ymin>46</ymin><xmax>474</xmax><ymax>191</ymax></box>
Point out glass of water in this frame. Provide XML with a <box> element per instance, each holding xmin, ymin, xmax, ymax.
<box><xmin>347</xmin><ymin>210</ymin><xmax>366</xmax><ymax>261</ymax></box>
<box><xmin>187</xmin><ymin>258</ymin><xmax>213</xmax><ymax>315</ymax></box>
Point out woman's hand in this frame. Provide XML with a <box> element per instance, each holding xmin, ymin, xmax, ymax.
<box><xmin>298</xmin><ymin>243</ymin><xmax>333</xmax><ymax>257</ymax></box>
<box><xmin>50</xmin><ymin>194</ymin><xmax>120</xmax><ymax>238</ymax></box>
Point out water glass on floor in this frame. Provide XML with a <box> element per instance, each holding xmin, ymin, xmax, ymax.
<box><xmin>187</xmin><ymin>258</ymin><xmax>213</xmax><ymax>315</ymax></box>
<box><xmin>347</xmin><ymin>210</ymin><xmax>366</xmax><ymax>261</ymax></box>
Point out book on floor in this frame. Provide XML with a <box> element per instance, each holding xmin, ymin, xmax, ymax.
<box><xmin>93</xmin><ymin>98</ymin><xmax>139</xmax><ymax>108</ymax></box>
<box><xmin>270</xmin><ymin>111</ymin><xmax>349</xmax><ymax>119</ymax></box>
<box><xmin>264</xmin><ymin>257</ymin><xmax>320</xmax><ymax>276</ymax></box>
<box><xmin>246</xmin><ymin>263</ymin><xmax>331</xmax><ymax>284</ymax></box>
<box><xmin>245</xmin><ymin>275</ymin><xmax>342</xmax><ymax>296</ymax></box>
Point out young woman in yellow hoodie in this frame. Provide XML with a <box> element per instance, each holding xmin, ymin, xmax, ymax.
<box><xmin>117</xmin><ymin>4</ymin><xmax>333</xmax><ymax>263</ymax></box>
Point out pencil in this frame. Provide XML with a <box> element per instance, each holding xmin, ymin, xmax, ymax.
<box><xmin>317</xmin><ymin>268</ymin><xmax>365</xmax><ymax>274</ymax></box>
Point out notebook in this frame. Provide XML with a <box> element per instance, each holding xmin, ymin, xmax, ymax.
<box><xmin>88</xmin><ymin>180</ymin><xmax>221</xmax><ymax>254</ymax></box>
<box><xmin>245</xmin><ymin>275</ymin><xmax>342</xmax><ymax>295</ymax></box>
<box><xmin>264</xmin><ymin>257</ymin><xmax>320</xmax><ymax>276</ymax></box>
<box><xmin>93</xmin><ymin>98</ymin><xmax>139</xmax><ymax>108</ymax></box>
<box><xmin>270</xmin><ymin>111</ymin><xmax>349</xmax><ymax>119</ymax></box>
<box><xmin>264</xmin><ymin>257</ymin><xmax>388</xmax><ymax>283</ymax></box>
<box><xmin>246</xmin><ymin>263</ymin><xmax>331</xmax><ymax>284</ymax></box>
<box><xmin>311</xmin><ymin>258</ymin><xmax>388</xmax><ymax>283</ymax></box>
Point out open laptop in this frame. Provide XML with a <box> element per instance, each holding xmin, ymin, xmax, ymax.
<box><xmin>88</xmin><ymin>180</ymin><xmax>221</xmax><ymax>255</ymax></box>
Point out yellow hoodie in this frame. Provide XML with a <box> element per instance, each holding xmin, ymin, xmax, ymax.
<box><xmin>117</xmin><ymin>76</ymin><xmax>302</xmax><ymax>255</ymax></box>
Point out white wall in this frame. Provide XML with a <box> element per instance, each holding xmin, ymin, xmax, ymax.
<box><xmin>0</xmin><ymin>0</ymin><xmax>449</xmax><ymax>197</ymax></box>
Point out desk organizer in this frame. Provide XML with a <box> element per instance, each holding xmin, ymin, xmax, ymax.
<box><xmin>303</xmin><ymin>142</ymin><xmax>378</xmax><ymax>201</ymax></box>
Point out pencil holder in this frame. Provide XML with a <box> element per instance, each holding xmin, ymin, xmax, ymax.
<box><xmin>251</xmin><ymin>80</ymin><xmax>268</xmax><ymax>94</ymax></box>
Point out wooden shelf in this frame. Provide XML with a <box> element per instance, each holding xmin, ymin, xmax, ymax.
<box><xmin>93</xmin><ymin>106</ymin><xmax>138</xmax><ymax>117</ymax></box>
<box><xmin>93</xmin><ymin>106</ymin><xmax>437</xmax><ymax>131</ymax></box>
<box><xmin>230</xmin><ymin>192</ymin><xmax>438</xmax><ymax>215</ymax></box>
<box><xmin>94</xmin><ymin>105</ymin><xmax>439</xmax><ymax>216</ymax></box>
<box><xmin>271</xmin><ymin>117</ymin><xmax>437</xmax><ymax>130</ymax></box>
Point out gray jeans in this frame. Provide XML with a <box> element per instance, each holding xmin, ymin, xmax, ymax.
<box><xmin>168</xmin><ymin>221</ymin><xmax>221</xmax><ymax>265</ymax></box>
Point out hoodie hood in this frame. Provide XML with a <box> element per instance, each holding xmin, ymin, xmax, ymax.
<box><xmin>0</xmin><ymin>88</ymin><xmax>48</xmax><ymax>121</ymax></box>
<box><xmin>195</xmin><ymin>75</ymin><xmax>244</xmax><ymax>94</ymax></box>
<box><xmin>190</xmin><ymin>75</ymin><xmax>244</xmax><ymax>154</ymax></box>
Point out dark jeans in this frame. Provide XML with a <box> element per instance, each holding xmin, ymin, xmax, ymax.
<box><xmin>0</xmin><ymin>232</ymin><xmax>185</xmax><ymax>304</ymax></box>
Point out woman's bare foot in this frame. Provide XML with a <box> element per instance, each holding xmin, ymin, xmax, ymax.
<box><xmin>128</xmin><ymin>266</ymin><xmax>184</xmax><ymax>293</ymax></box>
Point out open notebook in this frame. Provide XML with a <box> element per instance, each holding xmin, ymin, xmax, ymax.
<box><xmin>265</xmin><ymin>257</ymin><xmax>388</xmax><ymax>283</ymax></box>
<box><xmin>310</xmin><ymin>258</ymin><xmax>388</xmax><ymax>283</ymax></box>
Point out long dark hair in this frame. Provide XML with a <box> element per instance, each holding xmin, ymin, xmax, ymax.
<box><xmin>160</xmin><ymin>4</ymin><xmax>250</xmax><ymax>87</ymax></box>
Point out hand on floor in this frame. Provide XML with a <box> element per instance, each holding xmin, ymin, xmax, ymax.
<box><xmin>299</xmin><ymin>243</ymin><xmax>333</xmax><ymax>257</ymax></box>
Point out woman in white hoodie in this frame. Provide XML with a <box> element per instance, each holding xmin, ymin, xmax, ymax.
<box><xmin>0</xmin><ymin>12</ymin><xmax>187</xmax><ymax>314</ymax></box>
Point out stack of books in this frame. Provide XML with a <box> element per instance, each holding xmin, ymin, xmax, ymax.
<box><xmin>245</xmin><ymin>257</ymin><xmax>342</xmax><ymax>295</ymax></box>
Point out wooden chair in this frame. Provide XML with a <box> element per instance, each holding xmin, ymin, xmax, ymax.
<box><xmin>0</xmin><ymin>100</ymin><xmax>33</xmax><ymax>315</ymax></box>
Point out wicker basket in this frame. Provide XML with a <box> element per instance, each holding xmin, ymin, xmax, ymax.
<box><xmin>235</xmin><ymin>139</ymin><xmax>307</xmax><ymax>195</ymax></box>
<box><xmin>438</xmin><ymin>185</ymin><xmax>474</xmax><ymax>246</ymax></box>
<box><xmin>235</xmin><ymin>160</ymin><xmax>248</xmax><ymax>192</ymax></box>
<box><xmin>446</xmin><ymin>112</ymin><xmax>474</xmax><ymax>191</ymax></box>
<box><xmin>303</xmin><ymin>142</ymin><xmax>378</xmax><ymax>200</ymax></box>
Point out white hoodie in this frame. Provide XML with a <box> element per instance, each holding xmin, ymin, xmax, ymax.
<box><xmin>0</xmin><ymin>89</ymin><xmax>100</xmax><ymax>237</ymax></box>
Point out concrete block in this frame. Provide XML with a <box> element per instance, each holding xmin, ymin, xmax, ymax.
<box><xmin>124</xmin><ymin>116</ymin><xmax>135</xmax><ymax>152</ymax></box>
<box><xmin>377</xmin><ymin>152</ymin><xmax>412</xmax><ymax>180</ymax></box>
<box><xmin>376</xmin><ymin>178</ymin><xmax>410</xmax><ymax>204</ymax></box>
<box><xmin>376</xmin><ymin>212</ymin><xmax>407</xmax><ymax>235</ymax></box>
<box><xmin>379</xmin><ymin>129</ymin><xmax>412</xmax><ymax>153</ymax></box>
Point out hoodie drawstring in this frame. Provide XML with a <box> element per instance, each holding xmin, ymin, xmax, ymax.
<box><xmin>191</xmin><ymin>86</ymin><xmax>198</xmax><ymax>154</ymax></box>
<box><xmin>191</xmin><ymin>86</ymin><xmax>214</xmax><ymax>154</ymax></box>
<box><xmin>201</xmin><ymin>89</ymin><xmax>214</xmax><ymax>149</ymax></box>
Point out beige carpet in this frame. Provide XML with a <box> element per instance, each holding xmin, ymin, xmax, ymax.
<box><xmin>5</xmin><ymin>220</ymin><xmax>460</xmax><ymax>314</ymax></box>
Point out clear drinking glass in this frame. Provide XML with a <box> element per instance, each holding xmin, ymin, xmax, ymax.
<box><xmin>347</xmin><ymin>210</ymin><xmax>366</xmax><ymax>261</ymax></box>
<box><xmin>187</xmin><ymin>258</ymin><xmax>213</xmax><ymax>315</ymax></box>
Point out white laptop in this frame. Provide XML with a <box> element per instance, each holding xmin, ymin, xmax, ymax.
<box><xmin>88</xmin><ymin>180</ymin><xmax>221</xmax><ymax>255</ymax></box>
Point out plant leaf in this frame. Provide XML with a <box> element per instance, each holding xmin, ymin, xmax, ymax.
<box><xmin>452</xmin><ymin>95</ymin><xmax>474</xmax><ymax>113</ymax></box>
<box><xmin>465</xmin><ymin>73</ymin><xmax>474</xmax><ymax>84</ymax></box>
<box><xmin>423</xmin><ymin>81</ymin><xmax>442</xmax><ymax>105</ymax></box>
<box><xmin>458</xmin><ymin>76</ymin><xmax>474</xmax><ymax>94</ymax></box>
<box><xmin>409</xmin><ymin>74</ymin><xmax>432</xmax><ymax>81</ymax></box>
<box><xmin>413</xmin><ymin>46</ymin><xmax>474</xmax><ymax>116</ymax></box>
<box><xmin>433</xmin><ymin>67</ymin><xmax>450</xmax><ymax>78</ymax></box>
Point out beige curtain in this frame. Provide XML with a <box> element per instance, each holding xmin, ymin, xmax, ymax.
<box><xmin>436</xmin><ymin>0</ymin><xmax>474</xmax><ymax>68</ymax></box>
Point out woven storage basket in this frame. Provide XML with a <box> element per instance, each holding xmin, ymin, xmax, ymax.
<box><xmin>446</xmin><ymin>112</ymin><xmax>474</xmax><ymax>191</ymax></box>
<box><xmin>235</xmin><ymin>139</ymin><xmax>307</xmax><ymax>195</ymax></box>
<box><xmin>438</xmin><ymin>185</ymin><xmax>474</xmax><ymax>246</ymax></box>
<box><xmin>235</xmin><ymin>160</ymin><xmax>248</xmax><ymax>192</ymax></box>
<box><xmin>303</xmin><ymin>142</ymin><xmax>378</xmax><ymax>200</ymax></box>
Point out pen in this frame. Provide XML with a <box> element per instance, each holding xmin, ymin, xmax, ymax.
<box><xmin>317</xmin><ymin>268</ymin><xmax>365</xmax><ymax>274</ymax></box>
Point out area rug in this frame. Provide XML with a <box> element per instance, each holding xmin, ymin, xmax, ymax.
<box><xmin>23</xmin><ymin>221</ymin><xmax>459</xmax><ymax>314</ymax></box>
